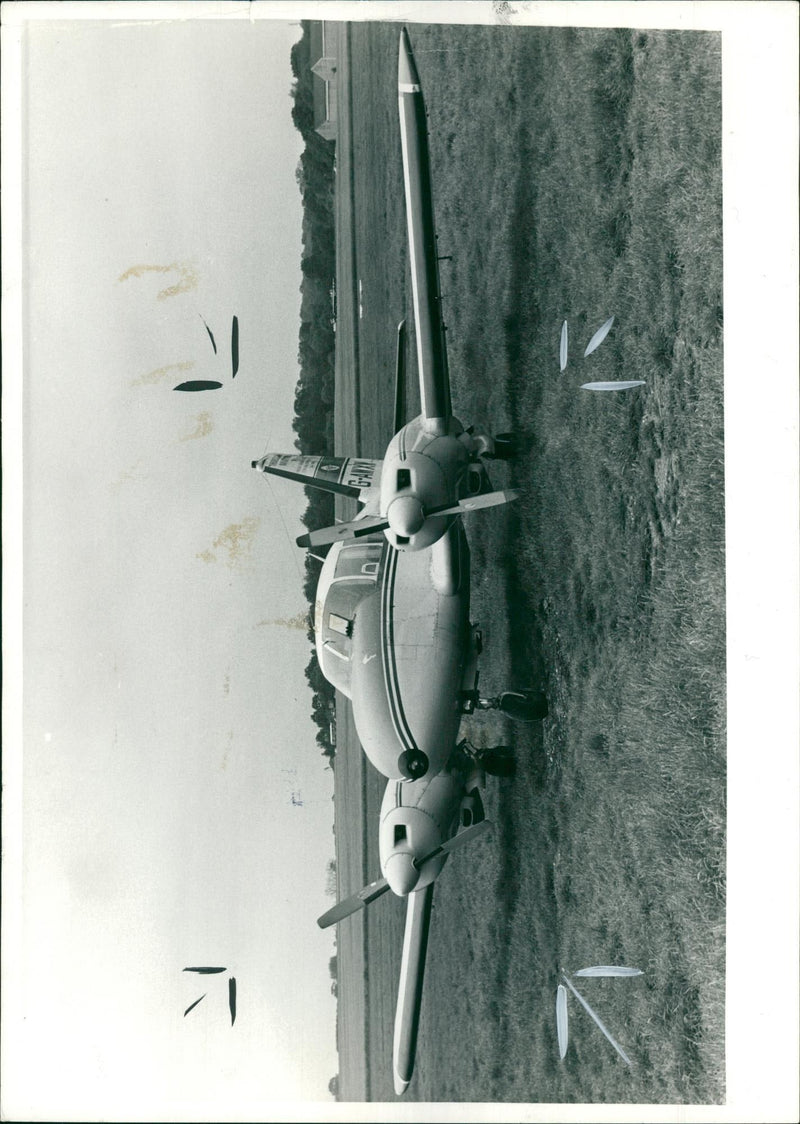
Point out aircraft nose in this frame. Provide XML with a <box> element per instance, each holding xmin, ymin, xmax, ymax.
<box><xmin>385</xmin><ymin>851</ymin><xmax>420</xmax><ymax>896</ymax></box>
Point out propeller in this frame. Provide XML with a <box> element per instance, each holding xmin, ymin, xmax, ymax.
<box><xmin>297</xmin><ymin>489</ymin><xmax>519</xmax><ymax>550</ymax></box>
<box><xmin>316</xmin><ymin>819</ymin><xmax>492</xmax><ymax>929</ymax></box>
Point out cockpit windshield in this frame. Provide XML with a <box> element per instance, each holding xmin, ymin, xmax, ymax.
<box><xmin>333</xmin><ymin>541</ymin><xmax>383</xmax><ymax>581</ymax></box>
<box><xmin>317</xmin><ymin>539</ymin><xmax>384</xmax><ymax>697</ymax></box>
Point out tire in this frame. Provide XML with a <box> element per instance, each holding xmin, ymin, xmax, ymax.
<box><xmin>499</xmin><ymin>690</ymin><xmax>548</xmax><ymax>722</ymax></box>
<box><xmin>491</xmin><ymin>432</ymin><xmax>518</xmax><ymax>460</ymax></box>
<box><xmin>480</xmin><ymin>751</ymin><xmax>516</xmax><ymax>777</ymax></box>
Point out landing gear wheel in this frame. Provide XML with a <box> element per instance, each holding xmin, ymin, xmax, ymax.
<box><xmin>460</xmin><ymin>788</ymin><xmax>486</xmax><ymax>827</ymax></box>
<box><xmin>479</xmin><ymin>750</ymin><xmax>517</xmax><ymax>778</ymax></box>
<box><xmin>497</xmin><ymin>689</ymin><xmax>548</xmax><ymax>722</ymax></box>
<box><xmin>490</xmin><ymin>432</ymin><xmax>518</xmax><ymax>460</ymax></box>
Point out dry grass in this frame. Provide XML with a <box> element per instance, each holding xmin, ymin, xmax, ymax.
<box><xmin>335</xmin><ymin>21</ymin><xmax>724</xmax><ymax>1103</ymax></box>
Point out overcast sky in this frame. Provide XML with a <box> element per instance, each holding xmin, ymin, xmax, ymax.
<box><xmin>9</xmin><ymin>12</ymin><xmax>340</xmax><ymax>1117</ymax></box>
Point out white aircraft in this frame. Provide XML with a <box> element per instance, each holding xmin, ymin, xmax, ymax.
<box><xmin>253</xmin><ymin>28</ymin><xmax>546</xmax><ymax>1095</ymax></box>
<box><xmin>253</xmin><ymin>28</ymin><xmax>543</xmax><ymax>784</ymax></box>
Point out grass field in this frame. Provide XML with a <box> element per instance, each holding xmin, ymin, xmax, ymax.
<box><xmin>332</xmin><ymin>21</ymin><xmax>724</xmax><ymax>1104</ymax></box>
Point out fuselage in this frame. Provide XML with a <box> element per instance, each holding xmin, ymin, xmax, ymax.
<box><xmin>314</xmin><ymin>522</ymin><xmax>472</xmax><ymax>780</ymax></box>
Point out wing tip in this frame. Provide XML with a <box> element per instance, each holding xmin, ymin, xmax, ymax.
<box><xmin>393</xmin><ymin>1070</ymin><xmax>410</xmax><ymax>1096</ymax></box>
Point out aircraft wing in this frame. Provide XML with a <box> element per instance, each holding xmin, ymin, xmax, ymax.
<box><xmin>392</xmin><ymin>882</ymin><xmax>434</xmax><ymax>1096</ymax></box>
<box><xmin>398</xmin><ymin>29</ymin><xmax>452</xmax><ymax>436</ymax></box>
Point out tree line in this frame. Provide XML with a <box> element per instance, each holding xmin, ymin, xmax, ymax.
<box><xmin>290</xmin><ymin>22</ymin><xmax>338</xmax><ymax>764</ymax></box>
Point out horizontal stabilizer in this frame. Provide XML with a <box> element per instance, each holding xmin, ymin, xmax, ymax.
<box><xmin>252</xmin><ymin>453</ymin><xmax>381</xmax><ymax>499</ymax></box>
<box><xmin>317</xmin><ymin>877</ymin><xmax>390</xmax><ymax>929</ymax></box>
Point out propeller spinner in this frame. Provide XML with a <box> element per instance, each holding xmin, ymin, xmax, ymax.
<box><xmin>316</xmin><ymin>819</ymin><xmax>491</xmax><ymax>929</ymax></box>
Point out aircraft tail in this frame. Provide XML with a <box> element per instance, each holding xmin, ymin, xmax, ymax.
<box><xmin>252</xmin><ymin>453</ymin><xmax>382</xmax><ymax>500</ymax></box>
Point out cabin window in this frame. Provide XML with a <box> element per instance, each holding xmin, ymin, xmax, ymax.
<box><xmin>394</xmin><ymin>825</ymin><xmax>407</xmax><ymax>845</ymax></box>
<box><xmin>328</xmin><ymin>612</ymin><xmax>352</xmax><ymax>637</ymax></box>
<box><xmin>396</xmin><ymin>468</ymin><xmax>411</xmax><ymax>490</ymax></box>
<box><xmin>333</xmin><ymin>542</ymin><xmax>383</xmax><ymax>581</ymax></box>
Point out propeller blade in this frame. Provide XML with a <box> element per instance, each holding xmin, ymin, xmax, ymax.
<box><xmin>559</xmin><ymin>320</ymin><xmax>568</xmax><ymax>371</ymax></box>
<box><xmin>297</xmin><ymin>515</ymin><xmax>389</xmax><ymax>549</ymax></box>
<box><xmin>393</xmin><ymin>884</ymin><xmax>434</xmax><ymax>1095</ymax></box>
<box><xmin>556</xmin><ymin>984</ymin><xmax>569</xmax><ymax>1058</ymax></box>
<box><xmin>393</xmin><ymin>319</ymin><xmax>408</xmax><ymax>433</ymax></box>
<box><xmin>574</xmin><ymin>966</ymin><xmax>643</xmax><ymax>978</ymax></box>
<box><xmin>317</xmin><ymin>876</ymin><xmax>390</xmax><ymax>929</ymax></box>
<box><xmin>581</xmin><ymin>381</ymin><xmax>645</xmax><ymax>392</ymax></box>
<box><xmin>583</xmin><ymin>315</ymin><xmax>615</xmax><ymax>356</ymax></box>
<box><xmin>561</xmin><ymin>973</ymin><xmax>632</xmax><ymax>1065</ymax></box>
<box><xmin>414</xmin><ymin>818</ymin><xmax>492</xmax><ymax>868</ymax></box>
<box><xmin>183</xmin><ymin>966</ymin><xmax>227</xmax><ymax>974</ymax></box>
<box><xmin>426</xmin><ymin>489</ymin><xmax>520</xmax><ymax>520</ymax></box>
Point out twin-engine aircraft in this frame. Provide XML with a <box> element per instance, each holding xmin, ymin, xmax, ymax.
<box><xmin>253</xmin><ymin>28</ymin><xmax>544</xmax><ymax>1096</ymax></box>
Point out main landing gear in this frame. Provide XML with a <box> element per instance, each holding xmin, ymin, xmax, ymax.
<box><xmin>485</xmin><ymin>432</ymin><xmax>519</xmax><ymax>461</ymax></box>
<box><xmin>457</xmin><ymin>738</ymin><xmax>516</xmax><ymax>778</ymax></box>
<box><xmin>460</xmin><ymin>686</ymin><xmax>549</xmax><ymax>722</ymax></box>
<box><xmin>458</xmin><ymin>428</ymin><xmax>521</xmax><ymax>463</ymax></box>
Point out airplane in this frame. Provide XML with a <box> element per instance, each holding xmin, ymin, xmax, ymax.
<box><xmin>252</xmin><ymin>27</ymin><xmax>546</xmax><ymax>785</ymax></box>
<box><xmin>252</xmin><ymin>28</ymin><xmax>547</xmax><ymax>1095</ymax></box>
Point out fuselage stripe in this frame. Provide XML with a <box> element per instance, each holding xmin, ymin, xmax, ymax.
<box><xmin>380</xmin><ymin>546</ymin><xmax>418</xmax><ymax>755</ymax></box>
